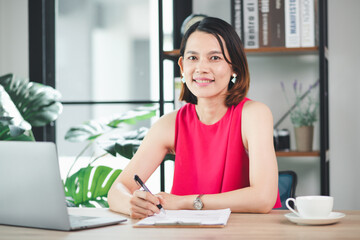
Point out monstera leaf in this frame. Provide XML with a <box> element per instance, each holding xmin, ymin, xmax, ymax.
<box><xmin>64</xmin><ymin>105</ymin><xmax>157</xmax><ymax>143</ymax></box>
<box><xmin>64</xmin><ymin>120</ymin><xmax>108</xmax><ymax>142</ymax></box>
<box><xmin>100</xmin><ymin>127</ymin><xmax>148</xmax><ymax>159</ymax></box>
<box><xmin>63</xmin><ymin>106</ymin><xmax>158</xmax><ymax>208</ymax></box>
<box><xmin>64</xmin><ymin>165</ymin><xmax>122</xmax><ymax>207</ymax></box>
<box><xmin>99</xmin><ymin>127</ymin><xmax>175</xmax><ymax>161</ymax></box>
<box><xmin>0</xmin><ymin>73</ymin><xmax>62</xmax><ymax>140</ymax></box>
<box><xmin>0</xmin><ymin>120</ymin><xmax>34</xmax><ymax>141</ymax></box>
<box><xmin>107</xmin><ymin>105</ymin><xmax>158</xmax><ymax>127</ymax></box>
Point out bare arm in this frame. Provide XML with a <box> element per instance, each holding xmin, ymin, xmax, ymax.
<box><xmin>108</xmin><ymin>111</ymin><xmax>177</xmax><ymax>218</ymax></box>
<box><xmin>109</xmin><ymin>102</ymin><xmax>278</xmax><ymax>216</ymax></box>
<box><xmin>157</xmin><ymin>101</ymin><xmax>278</xmax><ymax>213</ymax></box>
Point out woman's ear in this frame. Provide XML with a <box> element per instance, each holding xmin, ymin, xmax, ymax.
<box><xmin>178</xmin><ymin>56</ymin><xmax>184</xmax><ymax>73</ymax></box>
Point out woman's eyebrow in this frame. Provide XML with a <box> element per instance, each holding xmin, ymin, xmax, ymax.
<box><xmin>185</xmin><ymin>50</ymin><xmax>198</xmax><ymax>55</ymax></box>
<box><xmin>185</xmin><ymin>50</ymin><xmax>223</xmax><ymax>55</ymax></box>
<box><xmin>208</xmin><ymin>50</ymin><xmax>223</xmax><ymax>55</ymax></box>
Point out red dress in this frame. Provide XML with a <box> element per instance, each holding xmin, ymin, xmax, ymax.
<box><xmin>171</xmin><ymin>98</ymin><xmax>281</xmax><ymax>208</ymax></box>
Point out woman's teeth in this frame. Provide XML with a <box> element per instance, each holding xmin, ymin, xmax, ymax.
<box><xmin>195</xmin><ymin>79</ymin><xmax>213</xmax><ymax>83</ymax></box>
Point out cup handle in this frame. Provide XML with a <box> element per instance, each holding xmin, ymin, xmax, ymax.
<box><xmin>285</xmin><ymin>198</ymin><xmax>300</xmax><ymax>217</ymax></box>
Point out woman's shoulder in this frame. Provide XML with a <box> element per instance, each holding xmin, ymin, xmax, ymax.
<box><xmin>154</xmin><ymin>109</ymin><xmax>179</xmax><ymax>128</ymax></box>
<box><xmin>145</xmin><ymin>109</ymin><xmax>179</xmax><ymax>150</ymax></box>
<box><xmin>241</xmin><ymin>100</ymin><xmax>274</xmax><ymax>132</ymax></box>
<box><xmin>232</xmin><ymin>98</ymin><xmax>271</xmax><ymax>117</ymax></box>
<box><xmin>162</xmin><ymin>109</ymin><xmax>179</xmax><ymax>121</ymax></box>
<box><xmin>243</xmin><ymin>100</ymin><xmax>272</xmax><ymax>116</ymax></box>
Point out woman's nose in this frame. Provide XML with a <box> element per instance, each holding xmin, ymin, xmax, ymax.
<box><xmin>195</xmin><ymin>58</ymin><xmax>209</xmax><ymax>73</ymax></box>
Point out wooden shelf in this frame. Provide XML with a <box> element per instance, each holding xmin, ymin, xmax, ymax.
<box><xmin>163</xmin><ymin>47</ymin><xmax>318</xmax><ymax>59</ymax></box>
<box><xmin>276</xmin><ymin>151</ymin><xmax>320</xmax><ymax>157</ymax></box>
<box><xmin>164</xmin><ymin>50</ymin><xmax>180</xmax><ymax>57</ymax></box>
<box><xmin>245</xmin><ymin>46</ymin><xmax>318</xmax><ymax>54</ymax></box>
<box><xmin>163</xmin><ymin>50</ymin><xmax>181</xmax><ymax>61</ymax></box>
<box><xmin>245</xmin><ymin>47</ymin><xmax>319</xmax><ymax>55</ymax></box>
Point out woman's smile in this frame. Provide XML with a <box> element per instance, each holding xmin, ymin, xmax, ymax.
<box><xmin>193</xmin><ymin>77</ymin><xmax>215</xmax><ymax>86</ymax></box>
<box><xmin>179</xmin><ymin>31</ymin><xmax>233</xmax><ymax>100</ymax></box>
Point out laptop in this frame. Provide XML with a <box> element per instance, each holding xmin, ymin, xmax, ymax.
<box><xmin>0</xmin><ymin>141</ymin><xmax>127</xmax><ymax>231</ymax></box>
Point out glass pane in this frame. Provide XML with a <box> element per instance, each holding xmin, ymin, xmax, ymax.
<box><xmin>56</xmin><ymin>103</ymin><xmax>160</xmax><ymax>181</ymax></box>
<box><xmin>56</xmin><ymin>103</ymin><xmax>159</xmax><ymax>156</ymax></box>
<box><xmin>193</xmin><ymin>0</ymin><xmax>231</xmax><ymax>23</ymax></box>
<box><xmin>56</xmin><ymin>0</ymin><xmax>159</xmax><ymax>102</ymax></box>
<box><xmin>162</xmin><ymin>0</ymin><xmax>175</xmax><ymax>103</ymax></box>
<box><xmin>164</xmin><ymin>59</ymin><xmax>174</xmax><ymax>102</ymax></box>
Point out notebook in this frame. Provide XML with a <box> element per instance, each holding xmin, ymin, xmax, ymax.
<box><xmin>0</xmin><ymin>141</ymin><xmax>127</xmax><ymax>231</ymax></box>
<box><xmin>134</xmin><ymin>208</ymin><xmax>231</xmax><ymax>228</ymax></box>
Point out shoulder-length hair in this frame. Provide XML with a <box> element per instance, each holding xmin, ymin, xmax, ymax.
<box><xmin>179</xmin><ymin>17</ymin><xmax>250</xmax><ymax>107</ymax></box>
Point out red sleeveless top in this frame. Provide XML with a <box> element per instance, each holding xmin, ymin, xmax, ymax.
<box><xmin>171</xmin><ymin>98</ymin><xmax>281</xmax><ymax>208</ymax></box>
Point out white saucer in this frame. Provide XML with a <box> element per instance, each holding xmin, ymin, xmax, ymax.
<box><xmin>285</xmin><ymin>212</ymin><xmax>346</xmax><ymax>225</ymax></box>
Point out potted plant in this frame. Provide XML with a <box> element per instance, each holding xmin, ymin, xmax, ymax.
<box><xmin>62</xmin><ymin>105</ymin><xmax>174</xmax><ymax>207</ymax></box>
<box><xmin>281</xmin><ymin>79</ymin><xmax>319</xmax><ymax>151</ymax></box>
<box><xmin>0</xmin><ymin>73</ymin><xmax>62</xmax><ymax>141</ymax></box>
<box><xmin>0</xmin><ymin>73</ymin><xmax>170</xmax><ymax>207</ymax></box>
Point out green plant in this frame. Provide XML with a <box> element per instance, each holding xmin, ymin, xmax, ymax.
<box><xmin>63</xmin><ymin>105</ymin><xmax>160</xmax><ymax>207</ymax></box>
<box><xmin>0</xmin><ymin>73</ymin><xmax>63</xmax><ymax>141</ymax></box>
<box><xmin>281</xmin><ymin>79</ymin><xmax>319</xmax><ymax>127</ymax></box>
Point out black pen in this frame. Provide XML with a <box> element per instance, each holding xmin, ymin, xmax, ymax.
<box><xmin>134</xmin><ymin>174</ymin><xmax>165</xmax><ymax>214</ymax></box>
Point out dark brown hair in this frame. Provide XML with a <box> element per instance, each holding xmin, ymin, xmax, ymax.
<box><xmin>179</xmin><ymin>17</ymin><xmax>250</xmax><ymax>107</ymax></box>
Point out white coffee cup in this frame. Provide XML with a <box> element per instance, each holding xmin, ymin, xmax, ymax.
<box><xmin>286</xmin><ymin>196</ymin><xmax>334</xmax><ymax>219</ymax></box>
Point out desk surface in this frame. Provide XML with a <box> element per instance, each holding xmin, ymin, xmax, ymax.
<box><xmin>1</xmin><ymin>208</ymin><xmax>359</xmax><ymax>240</ymax></box>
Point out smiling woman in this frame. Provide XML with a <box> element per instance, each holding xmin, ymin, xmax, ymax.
<box><xmin>179</xmin><ymin>31</ymin><xmax>234</xmax><ymax>103</ymax></box>
<box><xmin>178</xmin><ymin>18</ymin><xmax>250</xmax><ymax>108</ymax></box>
<box><xmin>108</xmin><ymin>17</ymin><xmax>281</xmax><ymax>219</ymax></box>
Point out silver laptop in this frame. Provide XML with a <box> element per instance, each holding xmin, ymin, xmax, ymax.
<box><xmin>0</xmin><ymin>141</ymin><xmax>127</xmax><ymax>231</ymax></box>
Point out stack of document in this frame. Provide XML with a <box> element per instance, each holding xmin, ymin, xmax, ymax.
<box><xmin>134</xmin><ymin>208</ymin><xmax>231</xmax><ymax>228</ymax></box>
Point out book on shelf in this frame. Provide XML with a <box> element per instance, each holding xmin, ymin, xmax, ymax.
<box><xmin>300</xmin><ymin>0</ymin><xmax>315</xmax><ymax>47</ymax></box>
<box><xmin>285</xmin><ymin>0</ymin><xmax>301</xmax><ymax>48</ymax></box>
<box><xmin>258</xmin><ymin>0</ymin><xmax>270</xmax><ymax>47</ymax></box>
<box><xmin>259</xmin><ymin>0</ymin><xmax>286</xmax><ymax>48</ymax></box>
<box><xmin>269</xmin><ymin>0</ymin><xmax>285</xmax><ymax>47</ymax></box>
<box><xmin>243</xmin><ymin>0</ymin><xmax>259</xmax><ymax>48</ymax></box>
<box><xmin>314</xmin><ymin>0</ymin><xmax>319</xmax><ymax>47</ymax></box>
<box><xmin>231</xmin><ymin>0</ymin><xmax>244</xmax><ymax>41</ymax></box>
<box><xmin>231</xmin><ymin>0</ymin><xmax>316</xmax><ymax>49</ymax></box>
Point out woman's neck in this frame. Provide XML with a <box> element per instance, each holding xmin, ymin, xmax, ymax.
<box><xmin>195</xmin><ymin>99</ymin><xmax>228</xmax><ymax>125</ymax></box>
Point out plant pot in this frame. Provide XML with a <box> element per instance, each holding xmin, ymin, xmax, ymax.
<box><xmin>294</xmin><ymin>126</ymin><xmax>314</xmax><ymax>152</ymax></box>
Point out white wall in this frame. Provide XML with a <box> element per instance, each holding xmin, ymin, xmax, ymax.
<box><xmin>328</xmin><ymin>0</ymin><xmax>360</xmax><ymax>210</ymax></box>
<box><xmin>1</xmin><ymin>0</ymin><xmax>359</xmax><ymax>210</ymax></box>
<box><xmin>0</xmin><ymin>0</ymin><xmax>28</xmax><ymax>77</ymax></box>
<box><xmin>247</xmin><ymin>55</ymin><xmax>321</xmax><ymax>197</ymax></box>
<box><xmin>193</xmin><ymin>0</ymin><xmax>360</xmax><ymax>210</ymax></box>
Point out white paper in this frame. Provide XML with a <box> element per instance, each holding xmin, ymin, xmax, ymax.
<box><xmin>136</xmin><ymin>208</ymin><xmax>231</xmax><ymax>226</ymax></box>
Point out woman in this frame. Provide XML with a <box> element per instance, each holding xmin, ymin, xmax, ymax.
<box><xmin>108</xmin><ymin>17</ymin><xmax>281</xmax><ymax>219</ymax></box>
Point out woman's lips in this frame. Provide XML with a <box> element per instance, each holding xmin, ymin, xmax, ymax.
<box><xmin>193</xmin><ymin>78</ymin><xmax>214</xmax><ymax>85</ymax></box>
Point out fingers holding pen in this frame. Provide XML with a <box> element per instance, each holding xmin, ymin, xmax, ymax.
<box><xmin>134</xmin><ymin>189</ymin><xmax>162</xmax><ymax>208</ymax></box>
<box><xmin>130</xmin><ymin>190</ymin><xmax>161</xmax><ymax>218</ymax></box>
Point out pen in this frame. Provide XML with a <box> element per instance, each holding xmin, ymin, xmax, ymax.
<box><xmin>134</xmin><ymin>174</ymin><xmax>165</xmax><ymax>214</ymax></box>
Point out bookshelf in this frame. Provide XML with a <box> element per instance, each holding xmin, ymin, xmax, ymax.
<box><xmin>165</xmin><ymin>47</ymin><xmax>318</xmax><ymax>57</ymax></box>
<box><xmin>245</xmin><ymin>47</ymin><xmax>318</xmax><ymax>54</ymax></box>
<box><xmin>276</xmin><ymin>151</ymin><xmax>320</xmax><ymax>157</ymax></box>
<box><xmin>158</xmin><ymin>0</ymin><xmax>328</xmax><ymax>195</ymax></box>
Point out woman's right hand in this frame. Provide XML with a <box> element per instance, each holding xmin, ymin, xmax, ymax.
<box><xmin>129</xmin><ymin>190</ymin><xmax>163</xmax><ymax>219</ymax></box>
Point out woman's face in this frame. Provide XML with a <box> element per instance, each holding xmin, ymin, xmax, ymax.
<box><xmin>179</xmin><ymin>31</ymin><xmax>234</xmax><ymax>102</ymax></box>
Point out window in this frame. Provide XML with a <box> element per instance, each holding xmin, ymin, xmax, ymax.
<box><xmin>55</xmin><ymin>0</ymin><xmax>173</xmax><ymax>192</ymax></box>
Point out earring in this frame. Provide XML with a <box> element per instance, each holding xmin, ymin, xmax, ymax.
<box><xmin>181</xmin><ymin>73</ymin><xmax>186</xmax><ymax>83</ymax></box>
<box><xmin>231</xmin><ymin>73</ymin><xmax>237</xmax><ymax>84</ymax></box>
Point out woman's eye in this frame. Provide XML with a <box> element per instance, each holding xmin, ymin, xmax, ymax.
<box><xmin>188</xmin><ymin>56</ymin><xmax>197</xmax><ymax>60</ymax></box>
<box><xmin>211</xmin><ymin>56</ymin><xmax>221</xmax><ymax>60</ymax></box>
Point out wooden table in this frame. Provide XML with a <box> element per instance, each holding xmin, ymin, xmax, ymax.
<box><xmin>1</xmin><ymin>208</ymin><xmax>359</xmax><ymax>240</ymax></box>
